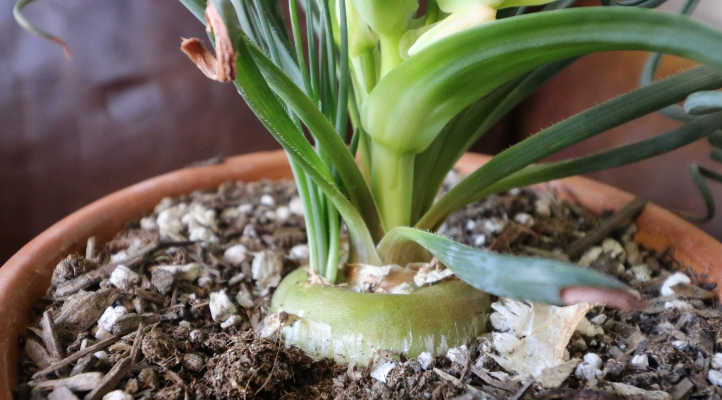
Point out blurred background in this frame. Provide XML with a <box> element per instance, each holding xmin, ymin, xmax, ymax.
<box><xmin>1</xmin><ymin>0</ymin><xmax>721</xmax><ymax>263</ymax></box>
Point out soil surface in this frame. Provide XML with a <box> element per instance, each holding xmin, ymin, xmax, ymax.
<box><xmin>14</xmin><ymin>176</ymin><xmax>722</xmax><ymax>399</ymax></box>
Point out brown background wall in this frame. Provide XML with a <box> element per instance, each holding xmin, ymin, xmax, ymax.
<box><xmin>2</xmin><ymin>0</ymin><xmax>721</xmax><ymax>263</ymax></box>
<box><xmin>1</xmin><ymin>1</ymin><xmax>280</xmax><ymax>263</ymax></box>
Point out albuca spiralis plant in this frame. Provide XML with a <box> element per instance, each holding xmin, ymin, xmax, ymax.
<box><xmin>17</xmin><ymin>0</ymin><xmax>722</xmax><ymax>365</ymax></box>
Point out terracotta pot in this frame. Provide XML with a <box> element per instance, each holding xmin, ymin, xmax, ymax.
<box><xmin>1</xmin><ymin>149</ymin><xmax>720</xmax><ymax>398</ymax></box>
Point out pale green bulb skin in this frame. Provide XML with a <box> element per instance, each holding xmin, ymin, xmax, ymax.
<box><xmin>271</xmin><ymin>267</ymin><xmax>491</xmax><ymax>365</ymax></box>
<box><xmin>350</xmin><ymin>0</ymin><xmax>418</xmax><ymax>36</ymax></box>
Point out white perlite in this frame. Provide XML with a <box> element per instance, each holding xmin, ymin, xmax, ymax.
<box><xmin>289</xmin><ymin>244</ymin><xmax>310</xmax><ymax>263</ymax></box>
<box><xmin>109</xmin><ymin>265</ymin><xmax>140</xmax><ymax>291</ymax></box>
<box><xmin>220</xmin><ymin>315</ymin><xmax>242</xmax><ymax>329</ymax></box>
<box><xmin>252</xmin><ymin>251</ymin><xmax>284</xmax><ymax>294</ymax></box>
<box><xmin>630</xmin><ymin>354</ymin><xmax>649</xmax><ymax>370</ymax></box>
<box><xmin>514</xmin><ymin>213</ymin><xmax>534</xmax><ymax>227</ymax></box>
<box><xmin>482</xmin><ymin>218</ymin><xmax>506</xmax><ymax>234</ymax></box>
<box><xmin>110</xmin><ymin>251</ymin><xmax>129</xmax><ymax>264</ymax></box>
<box><xmin>102</xmin><ymin>390</ymin><xmax>133</xmax><ymax>400</ymax></box>
<box><xmin>48</xmin><ymin>387</ymin><xmax>79</xmax><ymax>400</ymax></box>
<box><xmin>276</xmin><ymin>206</ymin><xmax>291</xmax><ymax>220</ymax></box>
<box><xmin>289</xmin><ymin>196</ymin><xmax>304</xmax><ymax>215</ymax></box>
<box><xmin>260</xmin><ymin>194</ymin><xmax>275</xmax><ymax>207</ymax></box>
<box><xmin>660</xmin><ymin>272</ymin><xmax>691</xmax><ymax>296</ymax></box>
<box><xmin>534</xmin><ymin>198</ymin><xmax>551</xmax><ymax>217</ymax></box>
<box><xmin>156</xmin><ymin>203</ymin><xmax>187</xmax><ymax>240</ymax></box>
<box><xmin>97</xmin><ymin>306</ymin><xmax>128</xmax><ymax>333</ymax></box>
<box><xmin>630</xmin><ymin>264</ymin><xmax>651</xmax><ymax>282</ymax></box>
<box><xmin>446</xmin><ymin>345</ymin><xmax>468</xmax><ymax>366</ymax></box>
<box><xmin>370</xmin><ymin>361</ymin><xmax>396</xmax><ymax>383</ymax></box>
<box><xmin>664</xmin><ymin>300</ymin><xmax>691</xmax><ymax>310</ymax></box>
<box><xmin>417</xmin><ymin>352</ymin><xmax>433</xmax><ymax>370</ymax></box>
<box><xmin>183</xmin><ymin>204</ymin><xmax>219</xmax><ymax>243</ymax></box>
<box><xmin>709</xmin><ymin>370</ymin><xmax>722</xmax><ymax>387</ymax></box>
<box><xmin>672</xmin><ymin>340</ymin><xmax>688</xmax><ymax>350</ymax></box>
<box><xmin>209</xmin><ymin>290</ymin><xmax>237</xmax><ymax>322</ymax></box>
<box><xmin>189</xmin><ymin>329</ymin><xmax>203</xmax><ymax>343</ymax></box>
<box><xmin>712</xmin><ymin>353</ymin><xmax>722</xmax><ymax>370</ymax></box>
<box><xmin>235</xmin><ymin>286</ymin><xmax>255</xmax><ymax>308</ymax></box>
<box><xmin>601</xmin><ymin>238</ymin><xmax>625</xmax><ymax>260</ymax></box>
<box><xmin>258</xmin><ymin>313</ymin><xmax>282</xmax><ymax>338</ymax></box>
<box><xmin>472</xmin><ymin>234</ymin><xmax>486</xmax><ymax>247</ymax></box>
<box><xmin>35</xmin><ymin>372</ymin><xmax>104</xmax><ymax>392</ymax></box>
<box><xmin>414</xmin><ymin>262</ymin><xmax>454</xmax><ymax>287</ymax></box>
<box><xmin>140</xmin><ymin>216</ymin><xmax>157</xmax><ymax>231</ymax></box>
<box><xmin>575</xmin><ymin>317</ymin><xmax>604</xmax><ymax>337</ymax></box>
<box><xmin>348</xmin><ymin>264</ymin><xmax>392</xmax><ymax>292</ymax></box>
<box><xmin>154</xmin><ymin>263</ymin><xmax>200</xmax><ymax>281</ymax></box>
<box><xmin>575</xmin><ymin>353</ymin><xmax>603</xmax><ymax>382</ymax></box>
<box><xmin>223</xmin><ymin>244</ymin><xmax>248</xmax><ymax>266</ymax></box>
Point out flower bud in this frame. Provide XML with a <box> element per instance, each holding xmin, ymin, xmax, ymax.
<box><xmin>350</xmin><ymin>0</ymin><xmax>418</xmax><ymax>36</ymax></box>
<box><xmin>408</xmin><ymin>4</ymin><xmax>495</xmax><ymax>56</ymax></box>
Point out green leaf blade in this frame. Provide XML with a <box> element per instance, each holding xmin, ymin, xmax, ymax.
<box><xmin>378</xmin><ymin>227</ymin><xmax>636</xmax><ymax>306</ymax></box>
<box><xmin>363</xmin><ymin>7</ymin><xmax>722</xmax><ymax>155</ymax></box>
<box><xmin>244</xmin><ymin>39</ymin><xmax>384</xmax><ymax>241</ymax></box>
<box><xmin>483</xmin><ymin>111</ymin><xmax>722</xmax><ymax>197</ymax></box>
<box><xmin>418</xmin><ymin>66</ymin><xmax>722</xmax><ymax>230</ymax></box>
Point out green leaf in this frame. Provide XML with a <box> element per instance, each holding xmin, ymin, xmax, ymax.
<box><xmin>411</xmin><ymin>60</ymin><xmax>575</xmax><ymax>223</ymax></box>
<box><xmin>363</xmin><ymin>7</ymin><xmax>722</xmax><ymax>155</ymax></box>
<box><xmin>483</xmin><ymin>111</ymin><xmax>722</xmax><ymax>196</ymax></box>
<box><xmin>179</xmin><ymin>0</ymin><xmax>207</xmax><ymax>23</ymax></box>
<box><xmin>684</xmin><ymin>164</ymin><xmax>722</xmax><ymax>223</ymax></box>
<box><xmin>215</xmin><ymin>3</ymin><xmax>380</xmax><ymax>265</ymax></box>
<box><xmin>244</xmin><ymin>37</ymin><xmax>384</xmax><ymax>241</ymax></box>
<box><xmin>417</xmin><ymin>66</ymin><xmax>722</xmax><ymax>230</ymax></box>
<box><xmin>377</xmin><ymin>227</ymin><xmax>631</xmax><ymax>305</ymax></box>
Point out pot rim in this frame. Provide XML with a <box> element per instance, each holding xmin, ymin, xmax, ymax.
<box><xmin>1</xmin><ymin>149</ymin><xmax>720</xmax><ymax>398</ymax></box>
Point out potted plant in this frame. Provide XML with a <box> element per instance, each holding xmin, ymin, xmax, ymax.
<box><xmin>6</xmin><ymin>0</ymin><xmax>722</xmax><ymax>397</ymax></box>
<box><xmin>173</xmin><ymin>0</ymin><xmax>722</xmax><ymax>363</ymax></box>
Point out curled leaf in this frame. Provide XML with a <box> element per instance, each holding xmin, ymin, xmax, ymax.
<box><xmin>408</xmin><ymin>5</ymin><xmax>496</xmax><ymax>56</ymax></box>
<box><xmin>378</xmin><ymin>227</ymin><xmax>638</xmax><ymax>308</ymax></box>
<box><xmin>180</xmin><ymin>1</ymin><xmax>235</xmax><ymax>82</ymax></box>
<box><xmin>14</xmin><ymin>0</ymin><xmax>71</xmax><ymax>59</ymax></box>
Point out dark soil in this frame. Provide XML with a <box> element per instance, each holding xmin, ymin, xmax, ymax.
<box><xmin>14</xmin><ymin>177</ymin><xmax>722</xmax><ymax>399</ymax></box>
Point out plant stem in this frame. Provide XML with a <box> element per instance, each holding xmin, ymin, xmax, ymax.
<box><xmin>306</xmin><ymin>177</ymin><xmax>328</xmax><ymax>273</ymax></box>
<box><xmin>288</xmin><ymin>158</ymin><xmax>319</xmax><ymax>271</ymax></box>
<box><xmin>326</xmin><ymin>208</ymin><xmax>340</xmax><ymax>282</ymax></box>
<box><xmin>370</xmin><ymin>141</ymin><xmax>415</xmax><ymax>230</ymax></box>
<box><xmin>350</xmin><ymin>51</ymin><xmax>377</xmax><ymax>103</ymax></box>
<box><xmin>379</xmin><ymin>34</ymin><xmax>403</xmax><ymax>78</ymax></box>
